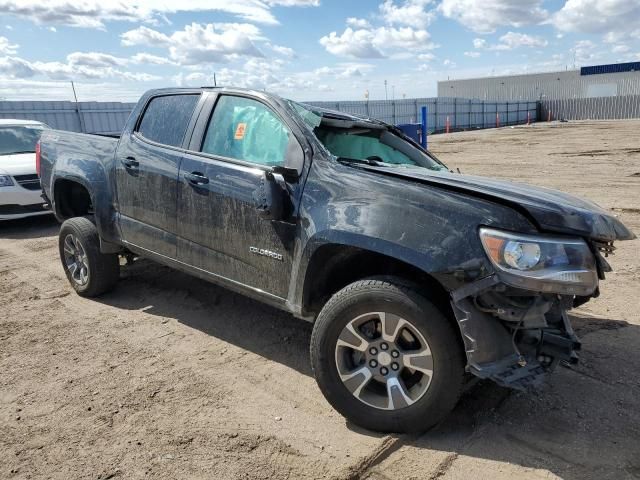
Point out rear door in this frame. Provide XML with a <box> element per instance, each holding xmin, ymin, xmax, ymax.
<box><xmin>176</xmin><ymin>93</ymin><xmax>305</xmax><ymax>299</ymax></box>
<box><xmin>115</xmin><ymin>93</ymin><xmax>202</xmax><ymax>258</ymax></box>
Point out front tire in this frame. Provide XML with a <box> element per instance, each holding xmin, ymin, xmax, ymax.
<box><xmin>310</xmin><ymin>279</ymin><xmax>465</xmax><ymax>433</ymax></box>
<box><xmin>59</xmin><ymin>217</ymin><xmax>120</xmax><ymax>297</ymax></box>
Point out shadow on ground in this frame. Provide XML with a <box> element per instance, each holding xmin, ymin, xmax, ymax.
<box><xmin>0</xmin><ymin>215</ymin><xmax>58</xmax><ymax>239</ymax></box>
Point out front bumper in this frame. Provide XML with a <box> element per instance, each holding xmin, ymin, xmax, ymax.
<box><xmin>0</xmin><ymin>184</ymin><xmax>50</xmax><ymax>220</ymax></box>
<box><xmin>450</xmin><ymin>274</ymin><xmax>582</xmax><ymax>390</ymax></box>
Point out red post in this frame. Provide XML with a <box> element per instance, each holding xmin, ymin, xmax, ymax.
<box><xmin>496</xmin><ymin>112</ymin><xmax>500</xmax><ymax>128</ymax></box>
<box><xmin>446</xmin><ymin>115</ymin><xmax>450</xmax><ymax>134</ymax></box>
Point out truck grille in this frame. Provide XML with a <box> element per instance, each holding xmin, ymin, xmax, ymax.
<box><xmin>13</xmin><ymin>174</ymin><xmax>41</xmax><ymax>191</ymax></box>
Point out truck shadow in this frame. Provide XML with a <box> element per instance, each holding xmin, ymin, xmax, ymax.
<box><xmin>97</xmin><ymin>258</ymin><xmax>640</xmax><ymax>480</ymax></box>
<box><xmin>100</xmin><ymin>257</ymin><xmax>314</xmax><ymax>376</ymax></box>
<box><xmin>0</xmin><ymin>215</ymin><xmax>58</xmax><ymax>239</ymax></box>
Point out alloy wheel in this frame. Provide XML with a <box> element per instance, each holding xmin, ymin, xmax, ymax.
<box><xmin>62</xmin><ymin>233</ymin><xmax>90</xmax><ymax>286</ymax></box>
<box><xmin>334</xmin><ymin>311</ymin><xmax>433</xmax><ymax>410</ymax></box>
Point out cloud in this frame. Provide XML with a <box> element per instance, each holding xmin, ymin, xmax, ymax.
<box><xmin>0</xmin><ymin>56</ymin><xmax>36</xmax><ymax>78</ymax></box>
<box><xmin>130</xmin><ymin>53</ymin><xmax>176</xmax><ymax>65</ymax></box>
<box><xmin>67</xmin><ymin>51</ymin><xmax>127</xmax><ymax>68</ymax></box>
<box><xmin>379</xmin><ymin>0</ymin><xmax>435</xmax><ymax>28</ymax></box>
<box><xmin>0</xmin><ymin>52</ymin><xmax>161</xmax><ymax>82</ymax></box>
<box><xmin>473</xmin><ymin>32</ymin><xmax>548</xmax><ymax>51</ymax></box>
<box><xmin>173</xmin><ymin>60</ymin><xmax>375</xmax><ymax>98</ymax></box>
<box><xmin>0</xmin><ymin>0</ymin><xmax>321</xmax><ymax>29</ymax></box>
<box><xmin>121</xmin><ymin>26</ymin><xmax>170</xmax><ymax>47</ymax></box>
<box><xmin>552</xmin><ymin>0</ymin><xmax>640</xmax><ymax>37</ymax></box>
<box><xmin>0</xmin><ymin>36</ymin><xmax>18</xmax><ymax>55</ymax></box>
<box><xmin>346</xmin><ymin>17</ymin><xmax>371</xmax><ymax>28</ymax></box>
<box><xmin>612</xmin><ymin>44</ymin><xmax>631</xmax><ymax>54</ymax></box>
<box><xmin>121</xmin><ymin>23</ymin><xmax>264</xmax><ymax>65</ymax></box>
<box><xmin>268</xmin><ymin>44</ymin><xmax>297</xmax><ymax>58</ymax></box>
<box><xmin>464</xmin><ymin>51</ymin><xmax>480</xmax><ymax>58</ymax></box>
<box><xmin>439</xmin><ymin>0</ymin><xmax>548</xmax><ymax>34</ymax></box>
<box><xmin>570</xmin><ymin>39</ymin><xmax>601</xmax><ymax>64</ymax></box>
<box><xmin>320</xmin><ymin>26</ymin><xmax>432</xmax><ymax>59</ymax></box>
<box><xmin>417</xmin><ymin>52</ymin><xmax>436</xmax><ymax>61</ymax></box>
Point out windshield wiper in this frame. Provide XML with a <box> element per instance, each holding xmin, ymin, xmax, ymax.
<box><xmin>336</xmin><ymin>156</ymin><xmax>386</xmax><ymax>167</ymax></box>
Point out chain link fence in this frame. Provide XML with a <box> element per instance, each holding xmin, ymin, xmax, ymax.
<box><xmin>0</xmin><ymin>100</ymin><xmax>136</xmax><ymax>134</ymax></box>
<box><xmin>0</xmin><ymin>97</ymin><xmax>538</xmax><ymax>135</ymax></box>
<box><xmin>306</xmin><ymin>97</ymin><xmax>538</xmax><ymax>133</ymax></box>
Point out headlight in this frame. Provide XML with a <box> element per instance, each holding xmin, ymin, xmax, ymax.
<box><xmin>479</xmin><ymin>227</ymin><xmax>597</xmax><ymax>295</ymax></box>
<box><xmin>0</xmin><ymin>175</ymin><xmax>14</xmax><ymax>187</ymax></box>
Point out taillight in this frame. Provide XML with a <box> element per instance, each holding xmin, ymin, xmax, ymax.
<box><xmin>35</xmin><ymin>140</ymin><xmax>41</xmax><ymax>177</ymax></box>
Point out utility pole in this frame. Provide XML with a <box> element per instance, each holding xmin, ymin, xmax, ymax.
<box><xmin>70</xmin><ymin>81</ymin><xmax>79</xmax><ymax>102</ymax></box>
<box><xmin>213</xmin><ymin>72</ymin><xmax>217</xmax><ymax>87</ymax></box>
<box><xmin>70</xmin><ymin>81</ymin><xmax>86</xmax><ymax>133</ymax></box>
<box><xmin>392</xmin><ymin>85</ymin><xmax>395</xmax><ymax>101</ymax></box>
<box><xmin>384</xmin><ymin>80</ymin><xmax>388</xmax><ymax>101</ymax></box>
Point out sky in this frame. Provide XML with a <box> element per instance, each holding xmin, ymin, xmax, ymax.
<box><xmin>0</xmin><ymin>0</ymin><xmax>639</xmax><ymax>102</ymax></box>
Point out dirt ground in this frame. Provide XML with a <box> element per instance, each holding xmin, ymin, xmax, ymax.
<box><xmin>1</xmin><ymin>120</ymin><xmax>639</xmax><ymax>480</ymax></box>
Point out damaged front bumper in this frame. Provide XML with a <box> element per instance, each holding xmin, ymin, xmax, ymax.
<box><xmin>450</xmin><ymin>274</ymin><xmax>583</xmax><ymax>390</ymax></box>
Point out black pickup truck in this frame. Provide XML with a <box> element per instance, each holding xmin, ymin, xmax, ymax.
<box><xmin>38</xmin><ymin>87</ymin><xmax>634</xmax><ymax>433</ymax></box>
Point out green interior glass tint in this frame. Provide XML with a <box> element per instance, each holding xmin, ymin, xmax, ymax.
<box><xmin>202</xmin><ymin>96</ymin><xmax>290</xmax><ymax>167</ymax></box>
<box><xmin>314</xmin><ymin>129</ymin><xmax>415</xmax><ymax>165</ymax></box>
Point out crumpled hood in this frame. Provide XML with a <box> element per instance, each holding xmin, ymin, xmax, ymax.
<box><xmin>361</xmin><ymin>166</ymin><xmax>636</xmax><ymax>242</ymax></box>
<box><xmin>0</xmin><ymin>152</ymin><xmax>36</xmax><ymax>176</ymax></box>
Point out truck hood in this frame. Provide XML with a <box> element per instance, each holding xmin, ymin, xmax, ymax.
<box><xmin>0</xmin><ymin>152</ymin><xmax>36</xmax><ymax>176</ymax></box>
<box><xmin>360</xmin><ymin>165</ymin><xmax>635</xmax><ymax>242</ymax></box>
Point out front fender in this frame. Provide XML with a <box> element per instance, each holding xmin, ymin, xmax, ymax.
<box><xmin>289</xmin><ymin>158</ymin><xmax>538</xmax><ymax>310</ymax></box>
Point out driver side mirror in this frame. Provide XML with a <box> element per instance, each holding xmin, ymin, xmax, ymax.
<box><xmin>253</xmin><ymin>170</ymin><xmax>290</xmax><ymax>221</ymax></box>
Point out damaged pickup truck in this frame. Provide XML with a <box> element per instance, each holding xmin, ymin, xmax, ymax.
<box><xmin>38</xmin><ymin>87</ymin><xmax>635</xmax><ymax>433</ymax></box>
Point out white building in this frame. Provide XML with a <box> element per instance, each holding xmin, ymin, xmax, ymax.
<box><xmin>437</xmin><ymin>62</ymin><xmax>640</xmax><ymax>101</ymax></box>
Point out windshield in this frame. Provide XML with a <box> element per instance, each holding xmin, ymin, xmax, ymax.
<box><xmin>289</xmin><ymin>100</ymin><xmax>447</xmax><ymax>172</ymax></box>
<box><xmin>0</xmin><ymin>125</ymin><xmax>45</xmax><ymax>156</ymax></box>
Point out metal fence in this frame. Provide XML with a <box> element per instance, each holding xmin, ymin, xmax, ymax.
<box><xmin>0</xmin><ymin>100</ymin><xmax>136</xmax><ymax>134</ymax></box>
<box><xmin>0</xmin><ymin>97</ymin><xmax>537</xmax><ymax>135</ymax></box>
<box><xmin>307</xmin><ymin>97</ymin><xmax>538</xmax><ymax>132</ymax></box>
<box><xmin>541</xmin><ymin>95</ymin><xmax>640</xmax><ymax>121</ymax></box>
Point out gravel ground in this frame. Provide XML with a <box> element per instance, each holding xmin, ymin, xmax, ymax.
<box><xmin>1</xmin><ymin>120</ymin><xmax>639</xmax><ymax>479</ymax></box>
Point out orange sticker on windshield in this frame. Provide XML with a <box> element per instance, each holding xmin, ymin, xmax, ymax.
<box><xmin>234</xmin><ymin>122</ymin><xmax>247</xmax><ymax>140</ymax></box>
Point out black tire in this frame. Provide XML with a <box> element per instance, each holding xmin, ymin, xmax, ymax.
<box><xmin>58</xmin><ymin>217</ymin><xmax>120</xmax><ymax>297</ymax></box>
<box><xmin>310</xmin><ymin>278</ymin><xmax>465</xmax><ymax>433</ymax></box>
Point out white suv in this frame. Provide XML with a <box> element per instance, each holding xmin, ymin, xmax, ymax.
<box><xmin>0</xmin><ymin>119</ymin><xmax>51</xmax><ymax>220</ymax></box>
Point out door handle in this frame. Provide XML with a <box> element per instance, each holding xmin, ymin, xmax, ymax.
<box><xmin>122</xmin><ymin>157</ymin><xmax>139</xmax><ymax>169</ymax></box>
<box><xmin>184</xmin><ymin>172</ymin><xmax>210</xmax><ymax>185</ymax></box>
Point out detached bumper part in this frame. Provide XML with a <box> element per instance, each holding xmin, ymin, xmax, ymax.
<box><xmin>450</xmin><ymin>274</ymin><xmax>581</xmax><ymax>390</ymax></box>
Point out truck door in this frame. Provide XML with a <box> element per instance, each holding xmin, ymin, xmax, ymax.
<box><xmin>115</xmin><ymin>93</ymin><xmax>201</xmax><ymax>258</ymax></box>
<box><xmin>176</xmin><ymin>93</ymin><xmax>304</xmax><ymax>299</ymax></box>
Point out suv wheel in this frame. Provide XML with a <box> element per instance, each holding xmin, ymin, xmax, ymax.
<box><xmin>59</xmin><ymin>217</ymin><xmax>120</xmax><ymax>297</ymax></box>
<box><xmin>310</xmin><ymin>278</ymin><xmax>465</xmax><ymax>433</ymax></box>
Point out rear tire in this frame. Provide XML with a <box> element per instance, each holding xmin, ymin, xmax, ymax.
<box><xmin>310</xmin><ymin>278</ymin><xmax>465</xmax><ymax>433</ymax></box>
<box><xmin>58</xmin><ymin>217</ymin><xmax>119</xmax><ymax>297</ymax></box>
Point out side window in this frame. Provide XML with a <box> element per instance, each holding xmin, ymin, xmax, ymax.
<box><xmin>137</xmin><ymin>94</ymin><xmax>199</xmax><ymax>147</ymax></box>
<box><xmin>201</xmin><ymin>96</ymin><xmax>290</xmax><ymax>167</ymax></box>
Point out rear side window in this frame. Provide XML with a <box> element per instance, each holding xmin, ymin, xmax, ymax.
<box><xmin>201</xmin><ymin>95</ymin><xmax>290</xmax><ymax>167</ymax></box>
<box><xmin>137</xmin><ymin>94</ymin><xmax>199</xmax><ymax>147</ymax></box>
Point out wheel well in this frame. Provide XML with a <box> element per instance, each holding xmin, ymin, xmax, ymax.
<box><xmin>302</xmin><ymin>244</ymin><xmax>452</xmax><ymax>320</ymax></box>
<box><xmin>54</xmin><ymin>179</ymin><xmax>92</xmax><ymax>219</ymax></box>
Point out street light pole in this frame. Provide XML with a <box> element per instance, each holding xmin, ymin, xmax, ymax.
<box><xmin>384</xmin><ymin>80</ymin><xmax>388</xmax><ymax>101</ymax></box>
